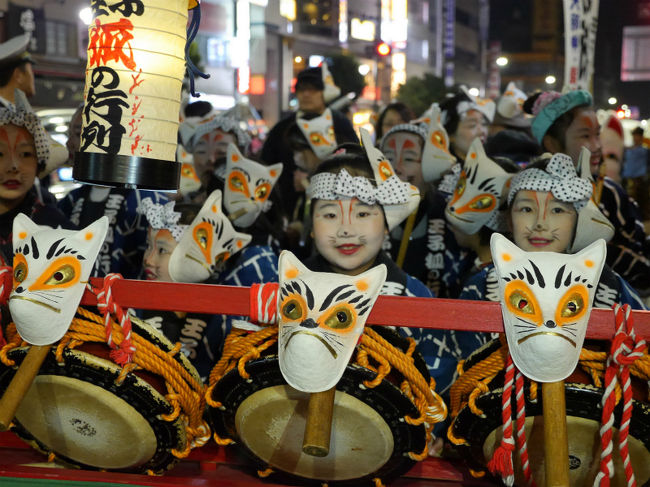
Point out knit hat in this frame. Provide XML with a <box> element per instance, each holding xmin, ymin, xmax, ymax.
<box><xmin>529</xmin><ymin>90</ymin><xmax>592</xmax><ymax>144</ymax></box>
<box><xmin>295</xmin><ymin>67</ymin><xmax>325</xmax><ymax>92</ymax></box>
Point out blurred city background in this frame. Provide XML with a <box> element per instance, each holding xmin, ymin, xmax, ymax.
<box><xmin>3</xmin><ymin>0</ymin><xmax>650</xmax><ymax>191</ymax></box>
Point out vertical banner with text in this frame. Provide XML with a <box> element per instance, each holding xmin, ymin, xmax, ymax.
<box><xmin>563</xmin><ymin>0</ymin><xmax>599</xmax><ymax>91</ymax></box>
<box><xmin>443</xmin><ymin>0</ymin><xmax>455</xmax><ymax>87</ymax></box>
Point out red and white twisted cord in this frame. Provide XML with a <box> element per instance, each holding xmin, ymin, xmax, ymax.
<box><xmin>249</xmin><ymin>282</ymin><xmax>279</xmax><ymax>325</ymax></box>
<box><xmin>91</xmin><ymin>273</ymin><xmax>136</xmax><ymax>365</ymax></box>
<box><xmin>514</xmin><ymin>368</ymin><xmax>535</xmax><ymax>486</ymax></box>
<box><xmin>487</xmin><ymin>353</ymin><xmax>515</xmax><ymax>486</ymax></box>
<box><xmin>595</xmin><ymin>303</ymin><xmax>645</xmax><ymax>487</ymax></box>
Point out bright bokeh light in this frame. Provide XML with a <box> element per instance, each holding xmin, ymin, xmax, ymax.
<box><xmin>54</xmin><ymin>125</ymin><xmax>67</xmax><ymax>133</ymax></box>
<box><xmin>78</xmin><ymin>7</ymin><xmax>93</xmax><ymax>24</ymax></box>
<box><xmin>468</xmin><ymin>87</ymin><xmax>480</xmax><ymax>97</ymax></box>
<box><xmin>496</xmin><ymin>56</ymin><xmax>508</xmax><ymax>67</ymax></box>
<box><xmin>376</xmin><ymin>42</ymin><xmax>391</xmax><ymax>56</ymax></box>
<box><xmin>294</xmin><ymin>56</ymin><xmax>302</xmax><ymax>63</ymax></box>
<box><xmin>358</xmin><ymin>64</ymin><xmax>370</xmax><ymax>76</ymax></box>
<box><xmin>608</xmin><ymin>97</ymin><xmax>617</xmax><ymax>105</ymax></box>
<box><xmin>545</xmin><ymin>75</ymin><xmax>556</xmax><ymax>85</ymax></box>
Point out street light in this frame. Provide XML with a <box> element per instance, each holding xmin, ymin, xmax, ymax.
<box><xmin>294</xmin><ymin>56</ymin><xmax>302</xmax><ymax>63</ymax></box>
<box><xmin>545</xmin><ymin>75</ymin><xmax>556</xmax><ymax>85</ymax></box>
<box><xmin>78</xmin><ymin>7</ymin><xmax>92</xmax><ymax>24</ymax></box>
<box><xmin>608</xmin><ymin>97</ymin><xmax>617</xmax><ymax>105</ymax></box>
<box><xmin>358</xmin><ymin>64</ymin><xmax>370</xmax><ymax>76</ymax></box>
<box><xmin>496</xmin><ymin>56</ymin><xmax>508</xmax><ymax>67</ymax></box>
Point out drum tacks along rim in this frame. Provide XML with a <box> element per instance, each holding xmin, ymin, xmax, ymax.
<box><xmin>449</xmin><ymin>339</ymin><xmax>650</xmax><ymax>486</ymax></box>
<box><xmin>207</xmin><ymin>326</ymin><xmax>438</xmax><ymax>486</ymax></box>
<box><xmin>0</xmin><ymin>312</ymin><xmax>207</xmax><ymax>474</ymax></box>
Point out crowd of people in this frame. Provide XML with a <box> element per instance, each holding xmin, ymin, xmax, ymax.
<box><xmin>1</xmin><ymin>30</ymin><xmax>650</xmax><ymax>462</ymax></box>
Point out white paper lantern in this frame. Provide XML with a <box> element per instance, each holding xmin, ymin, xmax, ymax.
<box><xmin>74</xmin><ymin>0</ymin><xmax>190</xmax><ymax>190</ymax></box>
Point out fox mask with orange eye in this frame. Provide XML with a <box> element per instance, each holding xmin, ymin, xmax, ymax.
<box><xmin>9</xmin><ymin>214</ymin><xmax>109</xmax><ymax>346</ymax></box>
<box><xmin>169</xmin><ymin>189</ymin><xmax>252</xmax><ymax>283</ymax></box>
<box><xmin>491</xmin><ymin>233</ymin><xmax>606</xmax><ymax>383</ymax></box>
<box><xmin>445</xmin><ymin>138</ymin><xmax>513</xmax><ymax>235</ymax></box>
<box><xmin>420</xmin><ymin>103</ymin><xmax>456</xmax><ymax>183</ymax></box>
<box><xmin>277</xmin><ymin>250</ymin><xmax>387</xmax><ymax>393</ymax></box>
<box><xmin>223</xmin><ymin>144</ymin><xmax>283</xmax><ymax>228</ymax></box>
<box><xmin>297</xmin><ymin>109</ymin><xmax>337</xmax><ymax>160</ymax></box>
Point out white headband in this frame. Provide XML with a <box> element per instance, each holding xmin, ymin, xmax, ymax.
<box><xmin>508</xmin><ymin>154</ymin><xmax>592</xmax><ymax>210</ymax></box>
<box><xmin>139</xmin><ymin>198</ymin><xmax>188</xmax><ymax>242</ymax></box>
<box><xmin>307</xmin><ymin>168</ymin><xmax>410</xmax><ymax>206</ymax></box>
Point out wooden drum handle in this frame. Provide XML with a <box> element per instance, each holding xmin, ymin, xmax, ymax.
<box><xmin>302</xmin><ymin>387</ymin><xmax>336</xmax><ymax>457</ymax></box>
<box><xmin>542</xmin><ymin>380</ymin><xmax>570</xmax><ymax>487</ymax></box>
<box><xmin>0</xmin><ymin>344</ymin><xmax>51</xmax><ymax>431</ymax></box>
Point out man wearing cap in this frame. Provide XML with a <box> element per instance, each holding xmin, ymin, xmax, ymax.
<box><xmin>261</xmin><ymin>65</ymin><xmax>358</xmax><ymax>214</ymax></box>
<box><xmin>0</xmin><ymin>34</ymin><xmax>35</xmax><ymax>108</ymax></box>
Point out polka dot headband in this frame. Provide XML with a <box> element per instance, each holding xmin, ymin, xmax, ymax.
<box><xmin>308</xmin><ymin>168</ymin><xmax>410</xmax><ymax>206</ymax></box>
<box><xmin>508</xmin><ymin>153</ymin><xmax>592</xmax><ymax>211</ymax></box>
<box><xmin>188</xmin><ymin>115</ymin><xmax>252</xmax><ymax>153</ymax></box>
<box><xmin>380</xmin><ymin>122</ymin><xmax>427</xmax><ymax>149</ymax></box>
<box><xmin>0</xmin><ymin>90</ymin><xmax>49</xmax><ymax>166</ymax></box>
<box><xmin>138</xmin><ymin>198</ymin><xmax>187</xmax><ymax>242</ymax></box>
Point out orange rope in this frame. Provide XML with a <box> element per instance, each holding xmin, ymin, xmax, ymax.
<box><xmin>0</xmin><ymin>307</ymin><xmax>210</xmax><ymax>459</ymax></box>
<box><xmin>448</xmin><ymin>340</ymin><xmax>650</xmax><ymax>445</ymax></box>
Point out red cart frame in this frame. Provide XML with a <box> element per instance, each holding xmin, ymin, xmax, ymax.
<box><xmin>0</xmin><ymin>277</ymin><xmax>647</xmax><ymax>486</ymax></box>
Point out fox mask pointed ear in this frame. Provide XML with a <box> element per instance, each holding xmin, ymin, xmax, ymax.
<box><xmin>9</xmin><ymin>216</ymin><xmax>109</xmax><ymax>346</ymax></box>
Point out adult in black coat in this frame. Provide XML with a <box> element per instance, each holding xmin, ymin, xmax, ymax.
<box><xmin>260</xmin><ymin>66</ymin><xmax>358</xmax><ymax>213</ymax></box>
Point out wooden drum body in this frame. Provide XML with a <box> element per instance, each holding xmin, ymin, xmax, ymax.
<box><xmin>0</xmin><ymin>312</ymin><xmax>206</xmax><ymax>474</ymax></box>
<box><xmin>207</xmin><ymin>326</ymin><xmax>439</xmax><ymax>485</ymax></box>
<box><xmin>449</xmin><ymin>339</ymin><xmax>650</xmax><ymax>486</ymax></box>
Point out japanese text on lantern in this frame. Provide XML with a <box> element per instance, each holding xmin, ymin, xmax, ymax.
<box><xmin>83</xmin><ymin>0</ymin><xmax>147</xmax><ymax>156</ymax></box>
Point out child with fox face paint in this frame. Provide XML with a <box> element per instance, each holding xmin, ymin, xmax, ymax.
<box><xmin>305</xmin><ymin>130</ymin><xmax>485</xmax><ymax>415</ymax></box>
<box><xmin>379</xmin><ymin>109</ymin><xmax>473</xmax><ymax>298</ymax></box>
<box><xmin>526</xmin><ymin>89</ymin><xmax>650</xmax><ymax>290</ymax></box>
<box><xmin>459</xmin><ymin>153</ymin><xmax>646</xmax><ymax>310</ymax></box>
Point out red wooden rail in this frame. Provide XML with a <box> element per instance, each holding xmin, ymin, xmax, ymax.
<box><xmin>83</xmin><ymin>277</ymin><xmax>650</xmax><ymax>340</ymax></box>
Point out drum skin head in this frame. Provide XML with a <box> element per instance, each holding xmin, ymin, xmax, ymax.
<box><xmin>452</xmin><ymin>382</ymin><xmax>650</xmax><ymax>486</ymax></box>
<box><xmin>235</xmin><ymin>385</ymin><xmax>394</xmax><ymax>480</ymax></box>
<box><xmin>0</xmin><ymin>318</ymin><xmax>192</xmax><ymax>474</ymax></box>
<box><xmin>208</xmin><ymin>353</ymin><xmax>427</xmax><ymax>485</ymax></box>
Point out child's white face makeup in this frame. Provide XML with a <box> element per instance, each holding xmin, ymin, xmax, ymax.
<box><xmin>0</xmin><ymin>124</ymin><xmax>38</xmax><ymax>213</ymax></box>
<box><xmin>510</xmin><ymin>190</ymin><xmax>577</xmax><ymax>253</ymax></box>
<box><xmin>143</xmin><ymin>228</ymin><xmax>176</xmax><ymax>282</ymax></box>
<box><xmin>312</xmin><ymin>198</ymin><xmax>387</xmax><ymax>275</ymax></box>
<box><xmin>192</xmin><ymin>129</ymin><xmax>237</xmax><ymax>180</ymax></box>
<box><xmin>381</xmin><ymin>132</ymin><xmax>425</xmax><ymax>194</ymax></box>
<box><xmin>452</xmin><ymin>109</ymin><xmax>489</xmax><ymax>159</ymax></box>
<box><xmin>563</xmin><ymin>108</ymin><xmax>602</xmax><ymax>176</ymax></box>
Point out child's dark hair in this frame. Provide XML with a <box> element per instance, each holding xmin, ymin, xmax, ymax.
<box><xmin>439</xmin><ymin>91</ymin><xmax>473</xmax><ymax>135</ymax></box>
<box><xmin>374</xmin><ymin>102</ymin><xmax>416</xmax><ymax>139</ymax></box>
<box><xmin>174</xmin><ymin>202</ymin><xmax>202</xmax><ymax>225</ymax></box>
<box><xmin>311</xmin><ymin>143</ymin><xmax>375</xmax><ymax>182</ymax></box>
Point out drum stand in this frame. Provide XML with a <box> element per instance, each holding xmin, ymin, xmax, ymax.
<box><xmin>0</xmin><ymin>278</ymin><xmax>647</xmax><ymax>486</ymax></box>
